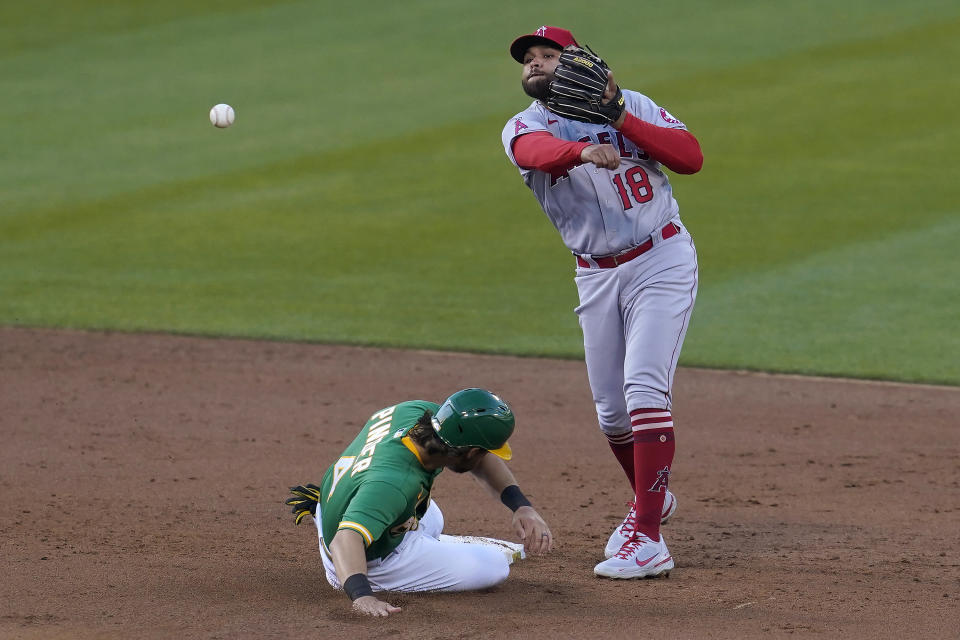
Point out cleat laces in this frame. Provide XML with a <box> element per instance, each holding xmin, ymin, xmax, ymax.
<box><xmin>614</xmin><ymin>532</ymin><xmax>654</xmax><ymax>560</ymax></box>
<box><xmin>614</xmin><ymin>537</ymin><xmax>643</xmax><ymax>559</ymax></box>
<box><xmin>618</xmin><ymin>501</ymin><xmax>638</xmax><ymax>537</ymax></box>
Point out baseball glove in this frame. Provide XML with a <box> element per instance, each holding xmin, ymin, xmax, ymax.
<box><xmin>547</xmin><ymin>45</ymin><xmax>625</xmax><ymax>125</ymax></box>
<box><xmin>286</xmin><ymin>484</ymin><xmax>322</xmax><ymax>525</ymax></box>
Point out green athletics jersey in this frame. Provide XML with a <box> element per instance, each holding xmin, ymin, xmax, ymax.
<box><xmin>319</xmin><ymin>400</ymin><xmax>443</xmax><ymax>561</ymax></box>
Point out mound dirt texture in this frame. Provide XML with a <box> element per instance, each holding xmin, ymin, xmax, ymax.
<box><xmin>1</xmin><ymin>328</ymin><xmax>957</xmax><ymax>639</ymax></box>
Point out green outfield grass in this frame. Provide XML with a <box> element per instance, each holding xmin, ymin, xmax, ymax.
<box><xmin>1</xmin><ymin>1</ymin><xmax>957</xmax><ymax>384</ymax></box>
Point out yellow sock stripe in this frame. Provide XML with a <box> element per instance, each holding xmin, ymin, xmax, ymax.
<box><xmin>338</xmin><ymin>521</ymin><xmax>373</xmax><ymax>545</ymax></box>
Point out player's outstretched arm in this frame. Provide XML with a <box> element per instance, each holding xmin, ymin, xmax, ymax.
<box><xmin>470</xmin><ymin>455</ymin><xmax>554</xmax><ymax>555</ymax></box>
<box><xmin>329</xmin><ymin>529</ymin><xmax>401</xmax><ymax>617</ymax></box>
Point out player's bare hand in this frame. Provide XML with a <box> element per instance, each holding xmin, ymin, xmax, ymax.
<box><xmin>512</xmin><ymin>505</ymin><xmax>554</xmax><ymax>555</ymax></box>
<box><xmin>581</xmin><ymin>144</ymin><xmax>620</xmax><ymax>170</ymax></box>
<box><xmin>351</xmin><ymin>595</ymin><xmax>401</xmax><ymax>617</ymax></box>
<box><xmin>602</xmin><ymin>69</ymin><xmax>618</xmax><ymax>103</ymax></box>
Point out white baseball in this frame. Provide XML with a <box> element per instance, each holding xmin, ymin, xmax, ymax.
<box><xmin>209</xmin><ymin>103</ymin><xmax>235</xmax><ymax>128</ymax></box>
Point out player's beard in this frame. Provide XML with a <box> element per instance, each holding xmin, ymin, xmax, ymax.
<box><xmin>522</xmin><ymin>74</ymin><xmax>551</xmax><ymax>101</ymax></box>
<box><xmin>446</xmin><ymin>449</ymin><xmax>487</xmax><ymax>473</ymax></box>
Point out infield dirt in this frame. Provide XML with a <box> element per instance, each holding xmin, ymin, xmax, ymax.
<box><xmin>1</xmin><ymin>328</ymin><xmax>957</xmax><ymax>639</ymax></box>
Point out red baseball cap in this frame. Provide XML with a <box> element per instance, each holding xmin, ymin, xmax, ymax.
<box><xmin>509</xmin><ymin>26</ymin><xmax>578</xmax><ymax>63</ymax></box>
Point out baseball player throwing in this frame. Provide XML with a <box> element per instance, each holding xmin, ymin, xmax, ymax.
<box><xmin>502</xmin><ymin>26</ymin><xmax>702</xmax><ymax>579</ymax></box>
<box><xmin>285</xmin><ymin>389</ymin><xmax>553</xmax><ymax>616</ymax></box>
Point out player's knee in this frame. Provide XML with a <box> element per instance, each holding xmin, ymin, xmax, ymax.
<box><xmin>624</xmin><ymin>385</ymin><xmax>669</xmax><ymax>412</ymax></box>
<box><xmin>460</xmin><ymin>550</ymin><xmax>510</xmax><ymax>590</ymax></box>
<box><xmin>493</xmin><ymin>558</ymin><xmax>510</xmax><ymax>586</ymax></box>
<box><xmin>420</xmin><ymin>500</ymin><xmax>444</xmax><ymax>538</ymax></box>
<box><xmin>594</xmin><ymin>399</ymin><xmax>629</xmax><ymax>432</ymax></box>
<box><xmin>479</xmin><ymin>555</ymin><xmax>510</xmax><ymax>589</ymax></box>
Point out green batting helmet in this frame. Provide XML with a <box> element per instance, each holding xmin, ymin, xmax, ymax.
<box><xmin>431</xmin><ymin>389</ymin><xmax>515</xmax><ymax>460</ymax></box>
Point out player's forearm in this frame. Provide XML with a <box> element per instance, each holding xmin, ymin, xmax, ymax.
<box><xmin>616</xmin><ymin>112</ymin><xmax>703</xmax><ymax>174</ymax></box>
<box><xmin>512</xmin><ymin>131</ymin><xmax>593</xmax><ymax>171</ymax></box>
<box><xmin>329</xmin><ymin>529</ymin><xmax>400</xmax><ymax>615</ymax></box>
<box><xmin>329</xmin><ymin>529</ymin><xmax>369</xmax><ymax>583</ymax></box>
<box><xmin>471</xmin><ymin>455</ymin><xmax>537</xmax><ymax>515</ymax></box>
<box><xmin>471</xmin><ymin>453</ymin><xmax>519</xmax><ymax>497</ymax></box>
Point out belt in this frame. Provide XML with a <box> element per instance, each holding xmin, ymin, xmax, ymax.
<box><xmin>576</xmin><ymin>222</ymin><xmax>680</xmax><ymax>269</ymax></box>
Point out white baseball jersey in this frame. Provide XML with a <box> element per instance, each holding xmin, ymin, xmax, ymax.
<box><xmin>501</xmin><ymin>90</ymin><xmax>688</xmax><ymax>258</ymax></box>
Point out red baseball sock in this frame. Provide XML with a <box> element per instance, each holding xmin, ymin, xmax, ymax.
<box><xmin>631</xmin><ymin>408</ymin><xmax>676</xmax><ymax>540</ymax></box>
<box><xmin>605</xmin><ymin>431</ymin><xmax>635</xmax><ymax>491</ymax></box>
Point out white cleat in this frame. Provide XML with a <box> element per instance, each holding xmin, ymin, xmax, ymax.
<box><xmin>594</xmin><ymin>532</ymin><xmax>674</xmax><ymax>579</ymax></box>
<box><xmin>603</xmin><ymin>490</ymin><xmax>677</xmax><ymax>559</ymax></box>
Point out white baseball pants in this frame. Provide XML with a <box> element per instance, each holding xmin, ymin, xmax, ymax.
<box><xmin>315</xmin><ymin>500</ymin><xmax>510</xmax><ymax>593</ymax></box>
<box><xmin>574</xmin><ymin>221</ymin><xmax>698</xmax><ymax>432</ymax></box>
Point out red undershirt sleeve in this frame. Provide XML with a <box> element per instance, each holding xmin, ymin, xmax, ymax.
<box><xmin>617</xmin><ymin>113</ymin><xmax>703</xmax><ymax>174</ymax></box>
<box><xmin>512</xmin><ymin>132</ymin><xmax>593</xmax><ymax>172</ymax></box>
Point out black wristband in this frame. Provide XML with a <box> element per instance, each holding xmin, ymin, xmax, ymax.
<box><xmin>343</xmin><ymin>573</ymin><xmax>373</xmax><ymax>601</ymax></box>
<box><xmin>500</xmin><ymin>484</ymin><xmax>532</xmax><ymax>512</ymax></box>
